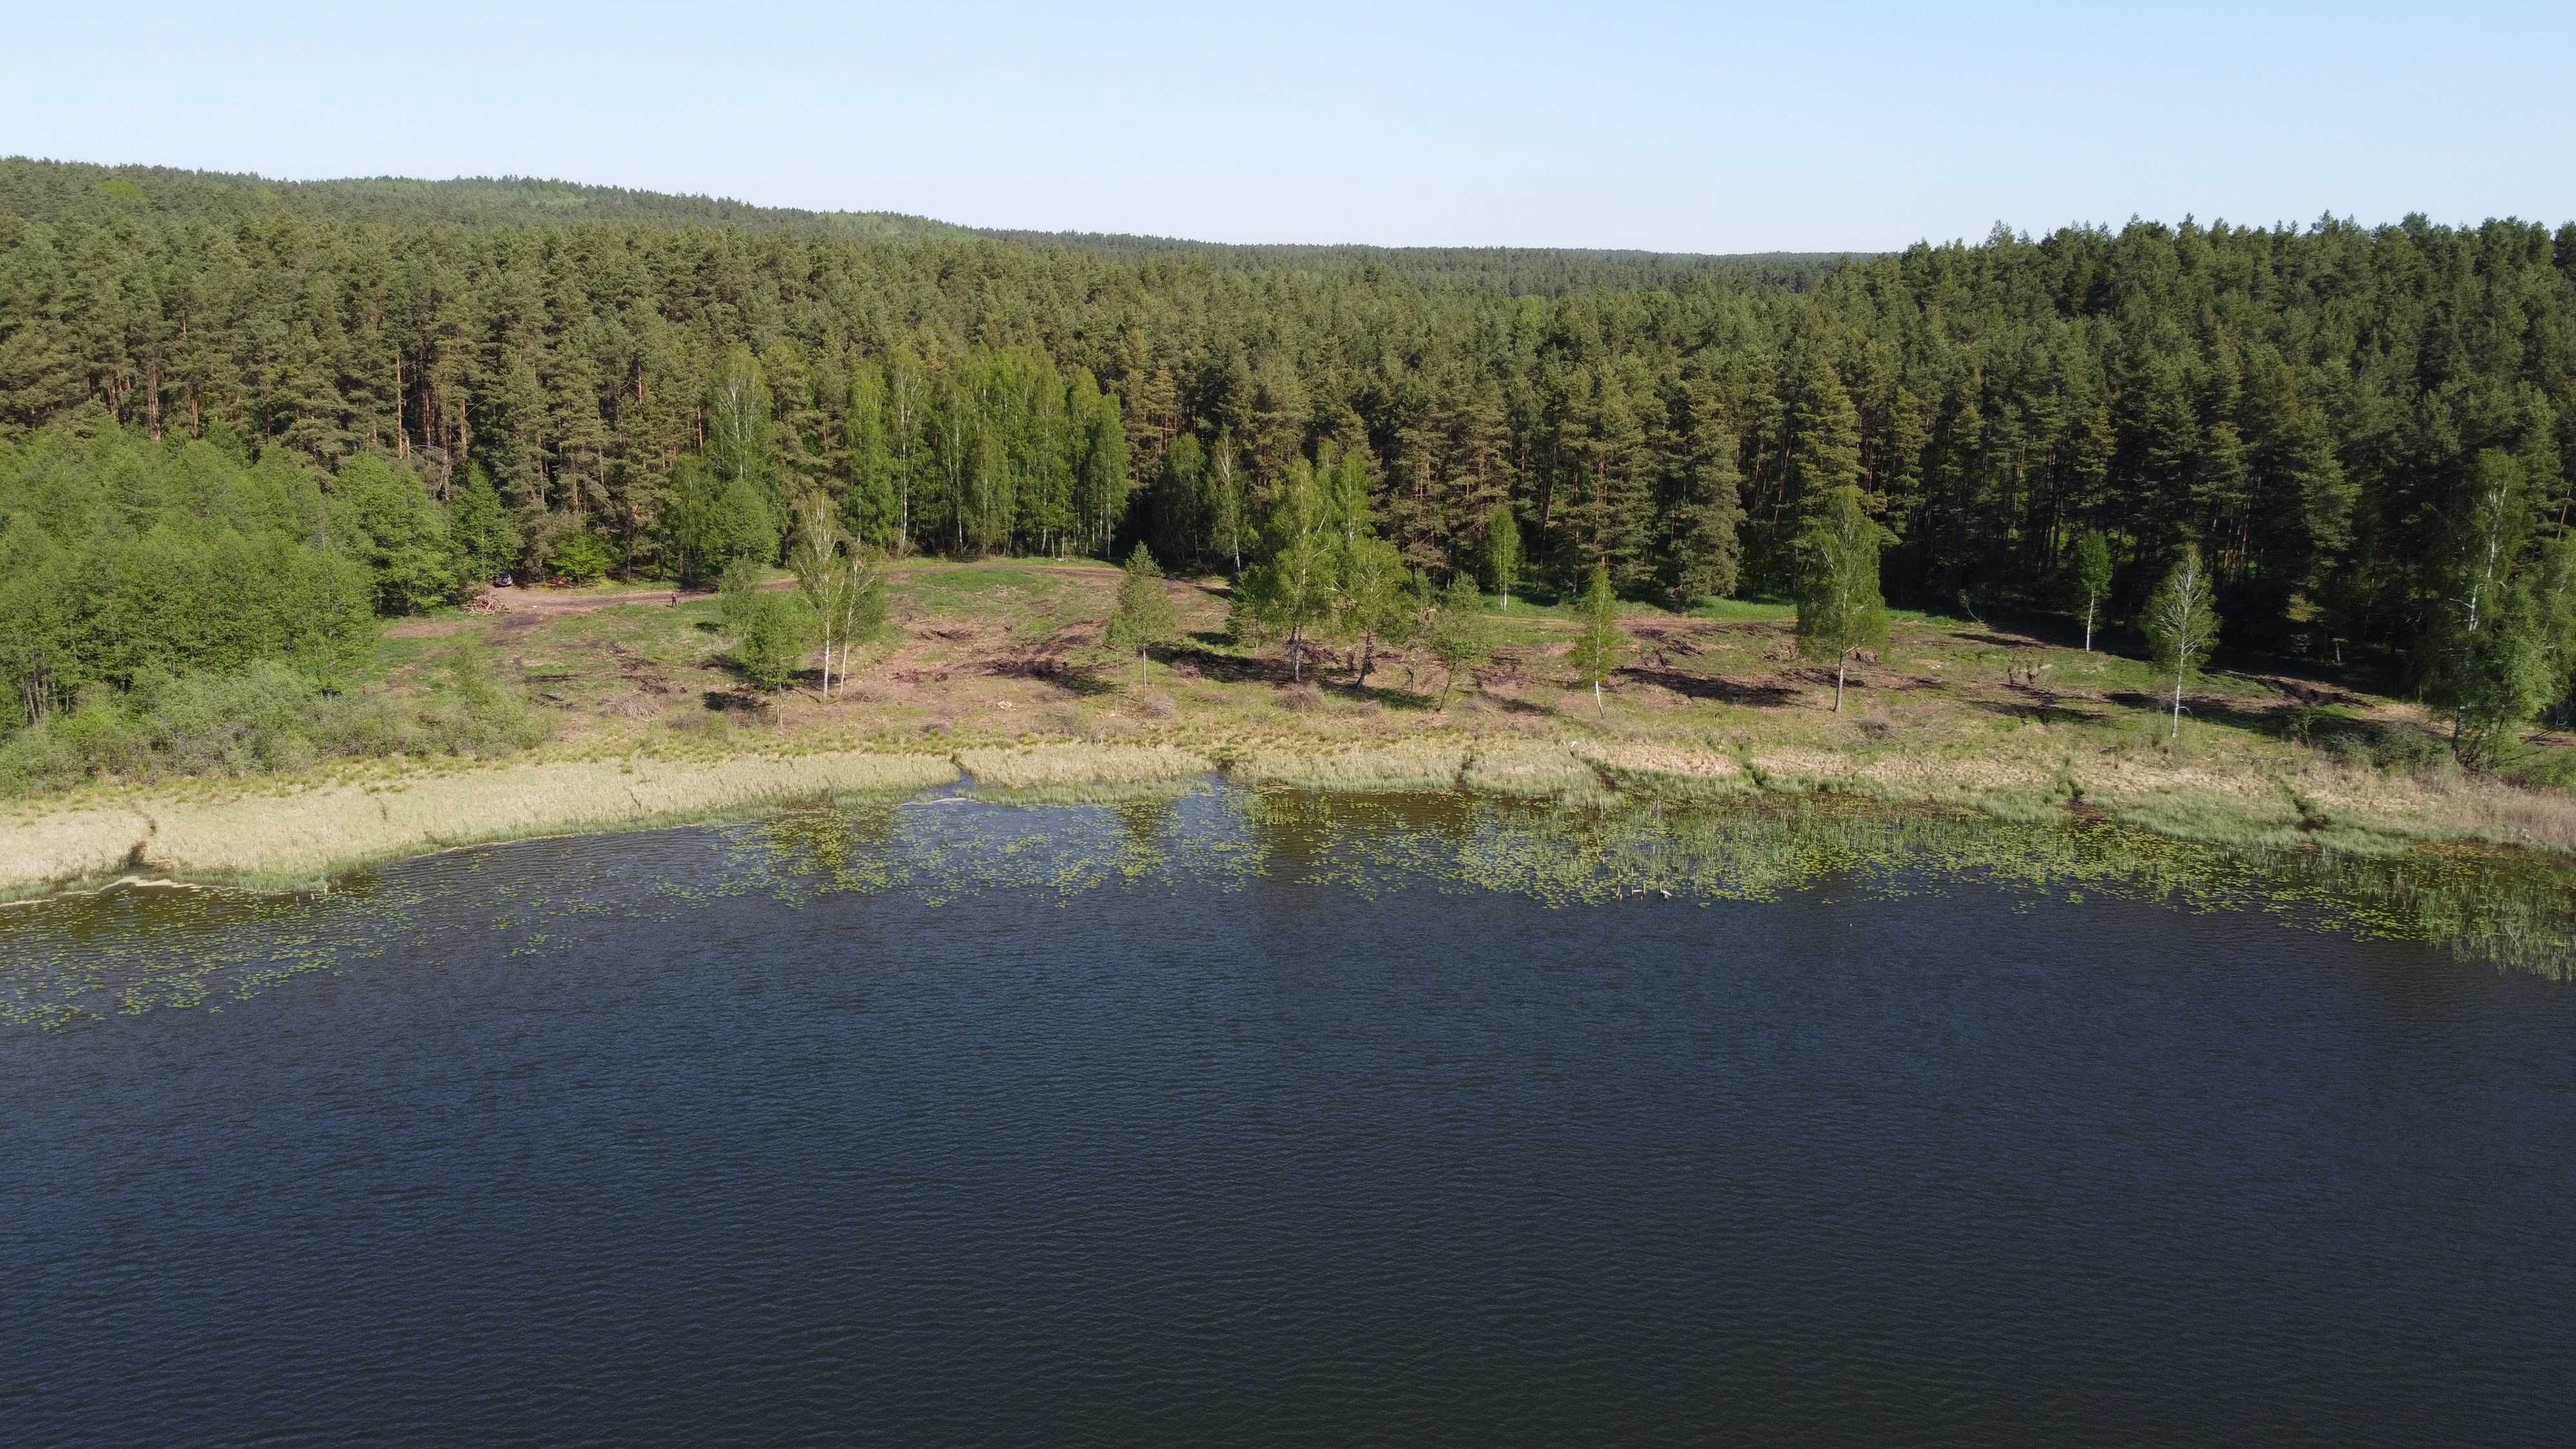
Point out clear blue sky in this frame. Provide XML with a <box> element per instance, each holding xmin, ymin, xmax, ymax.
<box><xmin>6</xmin><ymin>1</ymin><xmax>2567</xmax><ymax>251</ymax></box>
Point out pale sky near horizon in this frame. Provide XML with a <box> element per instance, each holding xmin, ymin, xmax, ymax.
<box><xmin>6</xmin><ymin>1</ymin><xmax>2567</xmax><ymax>252</ymax></box>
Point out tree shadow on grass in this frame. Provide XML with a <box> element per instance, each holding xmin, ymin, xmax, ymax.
<box><xmin>1334</xmin><ymin>677</ymin><xmax>1443</xmax><ymax>712</ymax></box>
<box><xmin>1166</xmin><ymin>643</ymin><xmax>1298</xmax><ymax>685</ymax></box>
<box><xmin>1965</xmin><ymin>694</ymin><xmax>2108</xmax><ymax>726</ymax></box>
<box><xmin>1463</xmin><ymin>692</ymin><xmax>1558</xmax><ymax>717</ymax></box>
<box><xmin>984</xmin><ymin>653</ymin><xmax>1118</xmax><ymax>697</ymax></box>
<box><xmin>2106</xmin><ymin>690</ymin><xmax>2289</xmax><ymax>735</ymax></box>
<box><xmin>701</xmin><ymin>687</ymin><xmax>777</xmax><ymax>717</ymax></box>
<box><xmin>2217</xmin><ymin>670</ymin><xmax>2370</xmax><ymax>709</ymax></box>
<box><xmin>1616</xmin><ymin>664</ymin><xmax>1797</xmax><ymax>707</ymax></box>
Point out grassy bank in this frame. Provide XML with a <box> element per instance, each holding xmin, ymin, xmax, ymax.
<box><xmin>5</xmin><ymin>719</ymin><xmax>2570</xmax><ymax>902</ymax></box>
<box><xmin>4</xmin><ymin>558</ymin><xmax>2573</xmax><ymax>898</ymax></box>
<box><xmin>1</xmin><ymin>751</ymin><xmax>958</xmax><ymax>897</ymax></box>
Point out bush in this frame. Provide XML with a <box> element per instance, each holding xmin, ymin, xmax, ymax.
<box><xmin>666</xmin><ymin>459</ymin><xmax>780</xmax><ymax>586</ymax></box>
<box><xmin>2497</xmin><ymin>746</ymin><xmax>2576</xmax><ymax>793</ymax></box>
<box><xmin>2320</xmin><ymin>718</ymin><xmax>2454</xmax><ymax>774</ymax></box>
<box><xmin>0</xmin><ymin>646</ymin><xmax>551</xmax><ymax>796</ymax></box>
<box><xmin>549</xmin><ymin>531</ymin><xmax>617</xmax><ymax>584</ymax></box>
<box><xmin>729</xmin><ymin>593</ymin><xmax>814</xmax><ymax>690</ymax></box>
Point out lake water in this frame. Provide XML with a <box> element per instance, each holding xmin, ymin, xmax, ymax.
<box><xmin>5</xmin><ymin>788</ymin><xmax>2573</xmax><ymax>1446</ymax></box>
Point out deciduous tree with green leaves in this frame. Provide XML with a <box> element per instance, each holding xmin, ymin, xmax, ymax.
<box><xmin>1425</xmin><ymin>575</ymin><xmax>1495</xmax><ymax>706</ymax></box>
<box><xmin>1482</xmin><ymin>504</ymin><xmax>1520</xmax><ymax>612</ymax></box>
<box><xmin>447</xmin><ymin>468</ymin><xmax>520</xmax><ymax>585</ymax></box>
<box><xmin>1335</xmin><ymin>535</ymin><xmax>1414</xmax><ymax>687</ymax></box>
<box><xmin>1567</xmin><ymin>564</ymin><xmax>1624</xmax><ymax>710</ymax></box>
<box><xmin>717</xmin><ymin>558</ymin><xmax>811</xmax><ymax>690</ymax></box>
<box><xmin>1793</xmin><ymin>484</ymin><xmax>1891</xmax><ymax>712</ymax></box>
<box><xmin>2139</xmin><ymin>544</ymin><xmax>2222</xmax><ymax>740</ymax></box>
<box><xmin>2417</xmin><ymin>453</ymin><xmax>2576</xmax><ymax>763</ymax></box>
<box><xmin>788</xmin><ymin>494</ymin><xmax>887</xmax><ymax>697</ymax></box>
<box><xmin>2070</xmin><ymin>530</ymin><xmax>2113</xmax><ymax>652</ymax></box>
<box><xmin>1233</xmin><ymin>458</ymin><xmax>1338</xmax><ymax>683</ymax></box>
<box><xmin>666</xmin><ymin>457</ymin><xmax>780</xmax><ymax>587</ymax></box>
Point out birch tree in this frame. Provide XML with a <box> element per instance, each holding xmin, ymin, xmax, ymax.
<box><xmin>1792</xmin><ymin>484</ymin><xmax>1891</xmax><ymax>712</ymax></box>
<box><xmin>1567</xmin><ymin>564</ymin><xmax>1624</xmax><ymax>710</ymax></box>
<box><xmin>1425</xmin><ymin>575</ymin><xmax>1495</xmax><ymax>706</ymax></box>
<box><xmin>1482</xmin><ymin>504</ymin><xmax>1520</xmax><ymax>612</ymax></box>
<box><xmin>2070</xmin><ymin>530</ymin><xmax>2112</xmax><ymax>652</ymax></box>
<box><xmin>2139</xmin><ymin>544</ymin><xmax>2221</xmax><ymax>740</ymax></box>
<box><xmin>1233</xmin><ymin>458</ymin><xmax>1338</xmax><ymax>683</ymax></box>
<box><xmin>2420</xmin><ymin>451</ymin><xmax>2539</xmax><ymax>759</ymax></box>
<box><xmin>788</xmin><ymin>493</ymin><xmax>886</xmax><ymax>698</ymax></box>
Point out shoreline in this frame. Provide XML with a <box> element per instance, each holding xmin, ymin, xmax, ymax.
<box><xmin>4</xmin><ymin>727</ymin><xmax>2571</xmax><ymax>904</ymax></box>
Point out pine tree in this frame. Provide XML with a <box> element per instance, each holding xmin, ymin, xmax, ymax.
<box><xmin>1106</xmin><ymin>542</ymin><xmax>1182</xmax><ymax>687</ymax></box>
<box><xmin>1783</xmin><ymin>352</ymin><xmax>1862</xmax><ymax>520</ymax></box>
<box><xmin>844</xmin><ymin>361</ymin><xmax>899</xmax><ymax>547</ymax></box>
<box><xmin>1148</xmin><ymin>433</ymin><xmax>1208</xmax><ymax>569</ymax></box>
<box><xmin>1672</xmin><ymin>425</ymin><xmax>1744</xmax><ymax>605</ymax></box>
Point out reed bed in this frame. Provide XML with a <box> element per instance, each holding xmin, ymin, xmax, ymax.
<box><xmin>7</xmin><ymin>711</ymin><xmax>2573</xmax><ymax>902</ymax></box>
<box><xmin>956</xmin><ymin>743</ymin><xmax>1211</xmax><ymax>790</ymax></box>
<box><xmin>1229</xmin><ymin>742</ymin><xmax>1470</xmax><ymax>792</ymax></box>
<box><xmin>1565</xmin><ymin>741</ymin><xmax>1754</xmax><ymax>800</ymax></box>
<box><xmin>0</xmin><ymin>807</ymin><xmax>155</xmax><ymax>899</ymax></box>
<box><xmin>1459</xmin><ymin>744</ymin><xmax>1605</xmax><ymax>801</ymax></box>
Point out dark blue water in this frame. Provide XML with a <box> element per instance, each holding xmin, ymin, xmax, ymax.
<box><xmin>5</xmin><ymin>795</ymin><xmax>2573</xmax><ymax>1446</ymax></box>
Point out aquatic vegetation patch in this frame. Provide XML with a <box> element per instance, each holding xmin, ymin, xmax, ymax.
<box><xmin>8</xmin><ymin>786</ymin><xmax>2570</xmax><ymax>1032</ymax></box>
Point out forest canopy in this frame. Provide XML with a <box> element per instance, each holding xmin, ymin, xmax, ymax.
<box><xmin>3</xmin><ymin>156</ymin><xmax>2573</xmax><ymax>702</ymax></box>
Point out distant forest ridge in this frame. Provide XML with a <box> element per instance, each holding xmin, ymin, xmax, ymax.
<box><xmin>0</xmin><ymin>158</ymin><xmax>1854</xmax><ymax>292</ymax></box>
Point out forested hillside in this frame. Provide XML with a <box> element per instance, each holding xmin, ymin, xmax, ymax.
<box><xmin>0</xmin><ymin>160</ymin><xmax>1822</xmax><ymax>289</ymax></box>
<box><xmin>3</xmin><ymin>157</ymin><xmax>2573</xmax><ymax>719</ymax></box>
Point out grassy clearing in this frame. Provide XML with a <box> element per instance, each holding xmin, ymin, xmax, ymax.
<box><xmin>6</xmin><ymin>556</ymin><xmax>2572</xmax><ymax>895</ymax></box>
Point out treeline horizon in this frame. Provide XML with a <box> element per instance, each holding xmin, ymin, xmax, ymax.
<box><xmin>0</xmin><ymin>159</ymin><xmax>1841</xmax><ymax>289</ymax></box>
<box><xmin>4</xmin><ymin>158</ymin><xmax>2573</xmax><ymax>688</ymax></box>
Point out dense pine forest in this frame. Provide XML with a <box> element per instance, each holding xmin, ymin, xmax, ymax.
<box><xmin>5</xmin><ymin>157</ymin><xmax>2575</xmax><ymax>741</ymax></box>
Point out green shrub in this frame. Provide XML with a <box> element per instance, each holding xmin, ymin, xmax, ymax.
<box><xmin>729</xmin><ymin>593</ymin><xmax>814</xmax><ymax>690</ymax></box>
<box><xmin>549</xmin><ymin>531</ymin><xmax>617</xmax><ymax>584</ymax></box>
<box><xmin>0</xmin><ymin>645</ymin><xmax>551</xmax><ymax>796</ymax></box>
<box><xmin>2312</xmin><ymin>716</ymin><xmax>2452</xmax><ymax>774</ymax></box>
